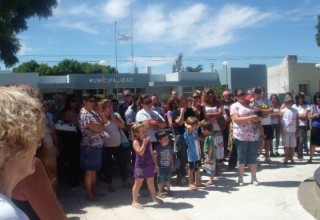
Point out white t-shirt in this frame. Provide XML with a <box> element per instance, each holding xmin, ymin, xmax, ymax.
<box><xmin>0</xmin><ymin>193</ymin><xmax>29</xmax><ymax>220</ymax></box>
<box><xmin>253</xmin><ymin>98</ymin><xmax>273</xmax><ymax>125</ymax></box>
<box><xmin>205</xmin><ymin>106</ymin><xmax>220</xmax><ymax>131</ymax></box>
<box><xmin>281</xmin><ymin>108</ymin><xmax>298</xmax><ymax>133</ymax></box>
<box><xmin>136</xmin><ymin>109</ymin><xmax>165</xmax><ymax>142</ymax></box>
<box><xmin>292</xmin><ymin>104</ymin><xmax>310</xmax><ymax>126</ymax></box>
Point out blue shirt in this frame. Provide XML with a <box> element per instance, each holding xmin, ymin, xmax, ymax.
<box><xmin>184</xmin><ymin>130</ymin><xmax>201</xmax><ymax>162</ymax></box>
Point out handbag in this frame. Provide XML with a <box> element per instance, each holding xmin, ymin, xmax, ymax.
<box><xmin>217</xmin><ymin>116</ymin><xmax>226</xmax><ymax>130</ymax></box>
<box><xmin>119</xmin><ymin>129</ymin><xmax>130</xmax><ymax>148</ymax></box>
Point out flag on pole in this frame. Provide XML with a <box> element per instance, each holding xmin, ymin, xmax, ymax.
<box><xmin>118</xmin><ymin>33</ymin><xmax>131</xmax><ymax>41</ymax></box>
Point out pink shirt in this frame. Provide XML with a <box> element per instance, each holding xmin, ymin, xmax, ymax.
<box><xmin>230</xmin><ymin>102</ymin><xmax>261</xmax><ymax>141</ymax></box>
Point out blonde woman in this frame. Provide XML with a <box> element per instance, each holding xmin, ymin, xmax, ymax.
<box><xmin>0</xmin><ymin>87</ymin><xmax>45</xmax><ymax>218</ymax></box>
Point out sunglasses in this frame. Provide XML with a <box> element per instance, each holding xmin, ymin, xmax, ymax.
<box><xmin>143</xmin><ymin>100</ymin><xmax>152</xmax><ymax>105</ymax></box>
<box><xmin>124</xmin><ymin>94</ymin><xmax>131</xmax><ymax>98</ymax></box>
<box><xmin>88</xmin><ymin>99</ymin><xmax>96</xmax><ymax>103</ymax></box>
<box><xmin>236</xmin><ymin>93</ymin><xmax>245</xmax><ymax>97</ymax></box>
<box><xmin>193</xmin><ymin>96</ymin><xmax>200</xmax><ymax>99</ymax></box>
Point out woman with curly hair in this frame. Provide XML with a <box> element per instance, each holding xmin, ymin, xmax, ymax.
<box><xmin>202</xmin><ymin>88</ymin><xmax>224</xmax><ymax>163</ymax></box>
<box><xmin>0</xmin><ymin>87</ymin><xmax>45</xmax><ymax>218</ymax></box>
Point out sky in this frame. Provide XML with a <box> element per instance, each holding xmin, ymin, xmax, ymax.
<box><xmin>4</xmin><ymin>0</ymin><xmax>320</xmax><ymax>74</ymax></box>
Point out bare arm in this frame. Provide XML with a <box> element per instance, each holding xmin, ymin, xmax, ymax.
<box><xmin>111</xmin><ymin>113</ymin><xmax>125</xmax><ymax>129</ymax></box>
<box><xmin>12</xmin><ymin>159</ymin><xmax>67</xmax><ymax>220</ymax></box>
<box><xmin>232</xmin><ymin>113</ymin><xmax>260</xmax><ymax>123</ymax></box>
<box><xmin>133</xmin><ymin>137</ymin><xmax>150</xmax><ymax>156</ymax></box>
<box><xmin>175</xmin><ymin>108</ymin><xmax>186</xmax><ymax>125</ymax></box>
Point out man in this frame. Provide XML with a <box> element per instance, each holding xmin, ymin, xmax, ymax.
<box><xmin>252</xmin><ymin>86</ymin><xmax>274</xmax><ymax>163</ymax></box>
<box><xmin>151</xmin><ymin>94</ymin><xmax>165</xmax><ymax>119</ymax></box>
<box><xmin>171</xmin><ymin>89</ymin><xmax>178</xmax><ymax>100</ymax></box>
<box><xmin>119</xmin><ymin>90</ymin><xmax>133</xmax><ymax>125</ymax></box>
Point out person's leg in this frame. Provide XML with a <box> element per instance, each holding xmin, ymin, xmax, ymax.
<box><xmin>91</xmin><ymin>170</ymin><xmax>97</xmax><ymax>195</ymax></box>
<box><xmin>308</xmin><ymin>144</ymin><xmax>317</xmax><ymax>162</ymax></box>
<box><xmin>146</xmin><ymin>177</ymin><xmax>163</xmax><ymax>203</ymax></box>
<box><xmin>132</xmin><ymin>178</ymin><xmax>144</xmax><ymax>208</ymax></box>
<box><xmin>84</xmin><ymin>171</ymin><xmax>94</xmax><ymax>200</ymax></box>
<box><xmin>114</xmin><ymin>146</ymin><xmax>129</xmax><ymax>185</ymax></box>
<box><xmin>283</xmin><ymin>147</ymin><xmax>289</xmax><ymax>163</ymax></box>
<box><xmin>102</xmin><ymin>147</ymin><xmax>115</xmax><ymax>191</ymax></box>
<box><xmin>236</xmin><ymin>139</ymin><xmax>247</xmax><ymax>185</ymax></box>
<box><xmin>195</xmin><ymin>170</ymin><xmax>201</xmax><ymax>186</ymax></box>
<box><xmin>247</xmin><ymin>141</ymin><xmax>259</xmax><ymax>184</ymax></box>
<box><xmin>274</xmin><ymin>124</ymin><xmax>280</xmax><ymax>154</ymax></box>
<box><xmin>176</xmin><ymin>135</ymin><xmax>187</xmax><ymax>183</ymax></box>
<box><xmin>228</xmin><ymin>144</ymin><xmax>238</xmax><ymax>168</ymax></box>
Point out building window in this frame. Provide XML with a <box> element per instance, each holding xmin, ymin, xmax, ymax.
<box><xmin>299</xmin><ymin>84</ymin><xmax>309</xmax><ymax>95</ymax></box>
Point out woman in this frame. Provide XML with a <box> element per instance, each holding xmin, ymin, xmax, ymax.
<box><xmin>60</xmin><ymin>94</ymin><xmax>82</xmax><ymax>189</ymax></box>
<box><xmin>230</xmin><ymin>88</ymin><xmax>261</xmax><ymax>186</ymax></box>
<box><xmin>293</xmin><ymin>94</ymin><xmax>310</xmax><ymax>159</ymax></box>
<box><xmin>202</xmin><ymin>88</ymin><xmax>224</xmax><ymax>161</ymax></box>
<box><xmin>7</xmin><ymin>84</ymin><xmax>67</xmax><ymax>220</ymax></box>
<box><xmin>0</xmin><ymin>87</ymin><xmax>45</xmax><ymax>218</ymax></box>
<box><xmin>270</xmin><ymin>94</ymin><xmax>281</xmax><ymax>156</ymax></box>
<box><xmin>101</xmin><ymin>99</ymin><xmax>130</xmax><ymax>192</ymax></box>
<box><xmin>79</xmin><ymin>94</ymin><xmax>107</xmax><ymax>201</ymax></box>
<box><xmin>307</xmin><ymin>92</ymin><xmax>320</xmax><ymax>163</ymax></box>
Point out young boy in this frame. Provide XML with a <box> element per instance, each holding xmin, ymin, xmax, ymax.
<box><xmin>201</xmin><ymin>121</ymin><xmax>216</xmax><ymax>186</ymax></box>
<box><xmin>154</xmin><ymin>130</ymin><xmax>174</xmax><ymax>198</ymax></box>
<box><xmin>280</xmin><ymin>95</ymin><xmax>299</xmax><ymax>164</ymax></box>
<box><xmin>184</xmin><ymin>116</ymin><xmax>202</xmax><ymax>190</ymax></box>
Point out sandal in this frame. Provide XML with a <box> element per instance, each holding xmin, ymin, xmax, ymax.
<box><xmin>157</xmin><ymin>192</ymin><xmax>166</xmax><ymax>198</ymax></box>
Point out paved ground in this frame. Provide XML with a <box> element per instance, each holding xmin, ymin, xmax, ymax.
<box><xmin>58</xmin><ymin>147</ymin><xmax>320</xmax><ymax>220</ymax></box>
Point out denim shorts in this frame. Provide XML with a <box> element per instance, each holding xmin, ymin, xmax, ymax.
<box><xmin>157</xmin><ymin>168</ymin><xmax>171</xmax><ymax>184</ymax></box>
<box><xmin>80</xmin><ymin>146</ymin><xmax>102</xmax><ymax>171</ymax></box>
<box><xmin>234</xmin><ymin>139</ymin><xmax>259</xmax><ymax>164</ymax></box>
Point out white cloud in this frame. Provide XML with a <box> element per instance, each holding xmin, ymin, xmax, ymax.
<box><xmin>57</xmin><ymin>21</ymin><xmax>99</xmax><ymax>35</ymax></box>
<box><xmin>134</xmin><ymin>3</ymin><xmax>273</xmax><ymax>50</ymax></box>
<box><xmin>104</xmin><ymin>0</ymin><xmax>132</xmax><ymax>20</ymax></box>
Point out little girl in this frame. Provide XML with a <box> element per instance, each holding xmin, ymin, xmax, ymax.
<box><xmin>131</xmin><ymin>123</ymin><xmax>163</xmax><ymax>209</ymax></box>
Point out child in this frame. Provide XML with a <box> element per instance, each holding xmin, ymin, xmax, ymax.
<box><xmin>201</xmin><ymin>121</ymin><xmax>216</xmax><ymax>186</ymax></box>
<box><xmin>249</xmin><ymin>91</ymin><xmax>266</xmax><ymax>141</ymax></box>
<box><xmin>154</xmin><ymin>130</ymin><xmax>174</xmax><ymax>198</ymax></box>
<box><xmin>280</xmin><ymin>96</ymin><xmax>299</xmax><ymax>164</ymax></box>
<box><xmin>131</xmin><ymin>123</ymin><xmax>163</xmax><ymax>209</ymax></box>
<box><xmin>184</xmin><ymin>116</ymin><xmax>202</xmax><ymax>190</ymax></box>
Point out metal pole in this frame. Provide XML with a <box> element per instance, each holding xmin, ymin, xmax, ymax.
<box><xmin>225</xmin><ymin>65</ymin><xmax>228</xmax><ymax>89</ymax></box>
<box><xmin>115</xmin><ymin>21</ymin><xmax>118</xmax><ymax>74</ymax></box>
<box><xmin>130</xmin><ymin>0</ymin><xmax>134</xmax><ymax>73</ymax></box>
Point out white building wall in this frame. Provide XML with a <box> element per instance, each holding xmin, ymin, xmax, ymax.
<box><xmin>268</xmin><ymin>58</ymin><xmax>289</xmax><ymax>95</ymax></box>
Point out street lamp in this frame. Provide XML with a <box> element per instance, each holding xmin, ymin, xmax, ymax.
<box><xmin>222</xmin><ymin>61</ymin><xmax>229</xmax><ymax>89</ymax></box>
<box><xmin>99</xmin><ymin>60</ymin><xmax>108</xmax><ymax>98</ymax></box>
<box><xmin>316</xmin><ymin>63</ymin><xmax>320</xmax><ymax>91</ymax></box>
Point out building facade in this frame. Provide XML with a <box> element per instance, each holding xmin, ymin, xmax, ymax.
<box><xmin>0</xmin><ymin>71</ymin><xmax>220</xmax><ymax>100</ymax></box>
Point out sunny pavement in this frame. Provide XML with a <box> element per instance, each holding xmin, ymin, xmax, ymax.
<box><xmin>59</xmin><ymin>147</ymin><xmax>320</xmax><ymax>220</ymax></box>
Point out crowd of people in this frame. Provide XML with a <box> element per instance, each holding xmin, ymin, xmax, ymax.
<box><xmin>1</xmin><ymin>84</ymin><xmax>319</xmax><ymax>218</ymax></box>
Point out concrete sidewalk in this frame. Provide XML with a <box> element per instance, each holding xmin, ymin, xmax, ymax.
<box><xmin>58</xmin><ymin>149</ymin><xmax>320</xmax><ymax>220</ymax></box>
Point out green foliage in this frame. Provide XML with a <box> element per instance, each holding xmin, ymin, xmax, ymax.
<box><xmin>12</xmin><ymin>60</ymin><xmax>39</xmax><ymax>72</ymax></box>
<box><xmin>184</xmin><ymin>65</ymin><xmax>203</xmax><ymax>72</ymax></box>
<box><xmin>0</xmin><ymin>0</ymin><xmax>58</xmax><ymax>68</ymax></box>
<box><xmin>212</xmin><ymin>85</ymin><xmax>225</xmax><ymax>95</ymax></box>
<box><xmin>316</xmin><ymin>15</ymin><xmax>320</xmax><ymax>47</ymax></box>
<box><xmin>172</xmin><ymin>53</ymin><xmax>183</xmax><ymax>72</ymax></box>
<box><xmin>12</xmin><ymin>59</ymin><xmax>117</xmax><ymax>75</ymax></box>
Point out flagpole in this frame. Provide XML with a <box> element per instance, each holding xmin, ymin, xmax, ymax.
<box><xmin>115</xmin><ymin>21</ymin><xmax>118</xmax><ymax>74</ymax></box>
<box><xmin>130</xmin><ymin>0</ymin><xmax>133</xmax><ymax>73</ymax></box>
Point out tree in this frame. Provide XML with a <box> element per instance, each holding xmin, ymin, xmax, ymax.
<box><xmin>172</xmin><ymin>53</ymin><xmax>183</xmax><ymax>72</ymax></box>
<box><xmin>12</xmin><ymin>60</ymin><xmax>39</xmax><ymax>72</ymax></box>
<box><xmin>184</xmin><ymin>65</ymin><xmax>203</xmax><ymax>72</ymax></box>
<box><xmin>316</xmin><ymin>15</ymin><xmax>320</xmax><ymax>47</ymax></box>
<box><xmin>0</xmin><ymin>0</ymin><xmax>58</xmax><ymax>68</ymax></box>
<box><xmin>12</xmin><ymin>59</ymin><xmax>117</xmax><ymax>75</ymax></box>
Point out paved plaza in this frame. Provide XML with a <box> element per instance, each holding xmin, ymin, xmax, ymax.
<box><xmin>59</xmin><ymin>148</ymin><xmax>320</xmax><ymax>220</ymax></box>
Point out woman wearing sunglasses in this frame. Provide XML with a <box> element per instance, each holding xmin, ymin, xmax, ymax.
<box><xmin>230</xmin><ymin>88</ymin><xmax>262</xmax><ymax>186</ymax></box>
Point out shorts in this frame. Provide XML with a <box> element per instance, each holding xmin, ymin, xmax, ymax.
<box><xmin>204</xmin><ymin>163</ymin><xmax>216</xmax><ymax>176</ymax></box>
<box><xmin>157</xmin><ymin>168</ymin><xmax>171</xmax><ymax>184</ymax></box>
<box><xmin>80</xmin><ymin>146</ymin><xmax>102</xmax><ymax>171</ymax></box>
<box><xmin>234</xmin><ymin>139</ymin><xmax>259</xmax><ymax>164</ymax></box>
<box><xmin>310</xmin><ymin>127</ymin><xmax>320</xmax><ymax>146</ymax></box>
<box><xmin>282</xmin><ymin>132</ymin><xmax>297</xmax><ymax>148</ymax></box>
<box><xmin>188</xmin><ymin>160</ymin><xmax>201</xmax><ymax>171</ymax></box>
<box><xmin>263</xmin><ymin>125</ymin><xmax>274</xmax><ymax>140</ymax></box>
